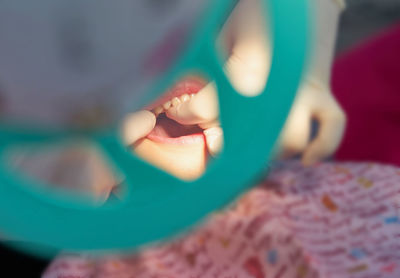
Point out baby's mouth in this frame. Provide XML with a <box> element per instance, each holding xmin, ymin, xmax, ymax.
<box><xmin>122</xmin><ymin>77</ymin><xmax>223</xmax><ymax>157</ymax></box>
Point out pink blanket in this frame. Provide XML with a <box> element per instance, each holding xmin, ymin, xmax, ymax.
<box><xmin>43</xmin><ymin>161</ymin><xmax>400</xmax><ymax>278</ymax></box>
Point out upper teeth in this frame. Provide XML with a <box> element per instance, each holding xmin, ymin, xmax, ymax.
<box><xmin>161</xmin><ymin>83</ymin><xmax>219</xmax><ymax>126</ymax></box>
<box><xmin>163</xmin><ymin>100</ymin><xmax>172</xmax><ymax>110</ymax></box>
<box><xmin>152</xmin><ymin>93</ymin><xmax>195</xmax><ymax>117</ymax></box>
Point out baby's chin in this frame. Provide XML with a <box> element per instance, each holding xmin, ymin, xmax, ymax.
<box><xmin>133</xmin><ymin>138</ymin><xmax>208</xmax><ymax>181</ymax></box>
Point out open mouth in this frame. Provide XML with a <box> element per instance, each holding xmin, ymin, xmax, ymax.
<box><xmin>148</xmin><ymin>114</ymin><xmax>205</xmax><ymax>145</ymax></box>
<box><xmin>147</xmin><ymin>77</ymin><xmax>208</xmax><ymax>146</ymax></box>
<box><xmin>123</xmin><ymin>76</ymin><xmax>223</xmax><ymax>157</ymax></box>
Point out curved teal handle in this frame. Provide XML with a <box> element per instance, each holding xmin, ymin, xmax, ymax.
<box><xmin>0</xmin><ymin>0</ymin><xmax>310</xmax><ymax>255</ymax></box>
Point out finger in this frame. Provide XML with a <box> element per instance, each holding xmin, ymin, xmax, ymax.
<box><xmin>121</xmin><ymin>110</ymin><xmax>156</xmax><ymax>146</ymax></box>
<box><xmin>302</xmin><ymin>104</ymin><xmax>346</xmax><ymax>166</ymax></box>
<box><xmin>86</xmin><ymin>149</ymin><xmax>120</xmax><ymax>202</ymax></box>
<box><xmin>223</xmin><ymin>0</ymin><xmax>271</xmax><ymax>97</ymax></box>
<box><xmin>276</xmin><ymin>103</ymin><xmax>312</xmax><ymax>159</ymax></box>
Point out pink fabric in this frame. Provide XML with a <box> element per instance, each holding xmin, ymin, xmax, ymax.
<box><xmin>43</xmin><ymin>161</ymin><xmax>400</xmax><ymax>278</ymax></box>
<box><xmin>332</xmin><ymin>23</ymin><xmax>400</xmax><ymax>167</ymax></box>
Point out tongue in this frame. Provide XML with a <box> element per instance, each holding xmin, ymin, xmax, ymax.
<box><xmin>150</xmin><ymin>114</ymin><xmax>203</xmax><ymax>138</ymax></box>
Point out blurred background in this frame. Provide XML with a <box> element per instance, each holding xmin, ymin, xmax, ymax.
<box><xmin>336</xmin><ymin>0</ymin><xmax>400</xmax><ymax>53</ymax></box>
<box><xmin>0</xmin><ymin>0</ymin><xmax>399</xmax><ymax>277</ymax></box>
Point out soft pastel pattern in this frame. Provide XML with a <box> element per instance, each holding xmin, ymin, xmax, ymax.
<box><xmin>43</xmin><ymin>161</ymin><xmax>400</xmax><ymax>278</ymax></box>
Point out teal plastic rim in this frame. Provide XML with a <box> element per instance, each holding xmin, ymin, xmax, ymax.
<box><xmin>0</xmin><ymin>0</ymin><xmax>311</xmax><ymax>255</ymax></box>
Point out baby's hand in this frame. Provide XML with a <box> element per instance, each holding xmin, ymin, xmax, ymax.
<box><xmin>225</xmin><ymin>0</ymin><xmax>346</xmax><ymax>165</ymax></box>
<box><xmin>277</xmin><ymin>79</ymin><xmax>346</xmax><ymax>166</ymax></box>
<box><xmin>278</xmin><ymin>0</ymin><xmax>346</xmax><ymax>165</ymax></box>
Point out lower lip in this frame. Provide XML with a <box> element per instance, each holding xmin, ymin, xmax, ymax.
<box><xmin>147</xmin><ymin>132</ymin><xmax>205</xmax><ymax>145</ymax></box>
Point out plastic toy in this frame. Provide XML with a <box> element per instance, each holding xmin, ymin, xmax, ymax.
<box><xmin>0</xmin><ymin>0</ymin><xmax>310</xmax><ymax>255</ymax></box>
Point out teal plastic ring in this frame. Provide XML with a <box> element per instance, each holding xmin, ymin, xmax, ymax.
<box><xmin>0</xmin><ymin>0</ymin><xmax>311</xmax><ymax>256</ymax></box>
